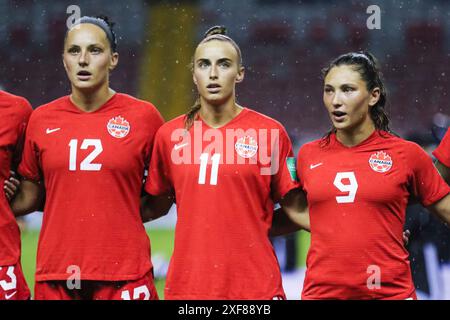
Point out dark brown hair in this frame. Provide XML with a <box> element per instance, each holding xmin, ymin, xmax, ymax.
<box><xmin>184</xmin><ymin>26</ymin><xmax>243</xmax><ymax>130</ymax></box>
<box><xmin>64</xmin><ymin>15</ymin><xmax>118</xmax><ymax>53</ymax></box>
<box><xmin>321</xmin><ymin>51</ymin><xmax>391</xmax><ymax>145</ymax></box>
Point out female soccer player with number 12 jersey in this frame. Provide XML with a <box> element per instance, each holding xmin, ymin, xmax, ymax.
<box><xmin>10</xmin><ymin>16</ymin><xmax>164</xmax><ymax>300</ymax></box>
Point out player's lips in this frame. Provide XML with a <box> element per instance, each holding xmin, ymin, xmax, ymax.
<box><xmin>206</xmin><ymin>83</ymin><xmax>221</xmax><ymax>93</ymax></box>
<box><xmin>331</xmin><ymin>110</ymin><xmax>347</xmax><ymax>122</ymax></box>
<box><xmin>76</xmin><ymin>70</ymin><xmax>92</xmax><ymax>81</ymax></box>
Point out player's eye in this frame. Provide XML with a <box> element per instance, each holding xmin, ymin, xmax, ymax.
<box><xmin>197</xmin><ymin>61</ymin><xmax>209</xmax><ymax>68</ymax></box>
<box><xmin>219</xmin><ymin>61</ymin><xmax>231</xmax><ymax>68</ymax></box>
<box><xmin>90</xmin><ymin>47</ymin><xmax>103</xmax><ymax>54</ymax></box>
<box><xmin>68</xmin><ymin>47</ymin><xmax>80</xmax><ymax>54</ymax></box>
<box><xmin>324</xmin><ymin>87</ymin><xmax>334</xmax><ymax>94</ymax></box>
<box><xmin>342</xmin><ymin>86</ymin><xmax>356</xmax><ymax>93</ymax></box>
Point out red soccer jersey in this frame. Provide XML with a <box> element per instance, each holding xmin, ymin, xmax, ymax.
<box><xmin>145</xmin><ymin>108</ymin><xmax>299</xmax><ymax>299</ymax></box>
<box><xmin>433</xmin><ymin>128</ymin><xmax>450</xmax><ymax>168</ymax></box>
<box><xmin>18</xmin><ymin>93</ymin><xmax>164</xmax><ymax>281</ymax></box>
<box><xmin>0</xmin><ymin>91</ymin><xmax>32</xmax><ymax>266</ymax></box>
<box><xmin>297</xmin><ymin>130</ymin><xmax>450</xmax><ymax>299</ymax></box>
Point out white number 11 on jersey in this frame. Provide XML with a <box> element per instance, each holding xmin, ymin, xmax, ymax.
<box><xmin>333</xmin><ymin>172</ymin><xmax>358</xmax><ymax>203</ymax></box>
<box><xmin>198</xmin><ymin>153</ymin><xmax>221</xmax><ymax>185</ymax></box>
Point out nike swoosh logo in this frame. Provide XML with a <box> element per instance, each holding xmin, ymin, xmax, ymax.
<box><xmin>5</xmin><ymin>291</ymin><xmax>17</xmax><ymax>300</ymax></box>
<box><xmin>310</xmin><ymin>163</ymin><xmax>323</xmax><ymax>169</ymax></box>
<box><xmin>173</xmin><ymin>142</ymin><xmax>189</xmax><ymax>151</ymax></box>
<box><xmin>46</xmin><ymin>128</ymin><xmax>61</xmax><ymax>134</ymax></box>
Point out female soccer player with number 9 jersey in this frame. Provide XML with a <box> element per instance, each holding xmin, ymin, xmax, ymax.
<box><xmin>10</xmin><ymin>16</ymin><xmax>164</xmax><ymax>300</ymax></box>
<box><xmin>296</xmin><ymin>52</ymin><xmax>450</xmax><ymax>299</ymax></box>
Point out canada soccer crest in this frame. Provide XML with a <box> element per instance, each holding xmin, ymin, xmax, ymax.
<box><xmin>369</xmin><ymin>151</ymin><xmax>393</xmax><ymax>173</ymax></box>
<box><xmin>235</xmin><ymin>136</ymin><xmax>258</xmax><ymax>159</ymax></box>
<box><xmin>107</xmin><ymin>116</ymin><xmax>130</xmax><ymax>138</ymax></box>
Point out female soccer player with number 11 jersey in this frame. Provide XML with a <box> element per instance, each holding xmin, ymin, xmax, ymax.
<box><xmin>142</xmin><ymin>26</ymin><xmax>309</xmax><ymax>300</ymax></box>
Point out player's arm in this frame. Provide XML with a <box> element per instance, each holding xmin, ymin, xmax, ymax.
<box><xmin>140</xmin><ymin>192</ymin><xmax>174</xmax><ymax>223</ymax></box>
<box><xmin>270</xmin><ymin>188</ymin><xmax>310</xmax><ymax>237</ymax></box>
<box><xmin>436</xmin><ymin>160</ymin><xmax>450</xmax><ymax>185</ymax></box>
<box><xmin>427</xmin><ymin>193</ymin><xmax>450</xmax><ymax>227</ymax></box>
<box><xmin>8</xmin><ymin>178</ymin><xmax>44</xmax><ymax>217</ymax></box>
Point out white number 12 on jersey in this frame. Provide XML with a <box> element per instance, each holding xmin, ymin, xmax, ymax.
<box><xmin>68</xmin><ymin>139</ymin><xmax>103</xmax><ymax>171</ymax></box>
<box><xmin>333</xmin><ymin>172</ymin><xmax>358</xmax><ymax>203</ymax></box>
<box><xmin>198</xmin><ymin>153</ymin><xmax>221</xmax><ymax>185</ymax></box>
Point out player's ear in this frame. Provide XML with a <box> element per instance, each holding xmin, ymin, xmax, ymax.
<box><xmin>235</xmin><ymin>66</ymin><xmax>245</xmax><ymax>83</ymax></box>
<box><xmin>369</xmin><ymin>87</ymin><xmax>380</xmax><ymax>107</ymax></box>
<box><xmin>109</xmin><ymin>52</ymin><xmax>119</xmax><ymax>72</ymax></box>
<box><xmin>193</xmin><ymin>72</ymin><xmax>198</xmax><ymax>86</ymax></box>
<box><xmin>62</xmin><ymin>54</ymin><xmax>68</xmax><ymax>72</ymax></box>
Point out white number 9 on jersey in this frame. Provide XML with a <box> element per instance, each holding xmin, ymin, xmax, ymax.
<box><xmin>333</xmin><ymin>172</ymin><xmax>358</xmax><ymax>203</ymax></box>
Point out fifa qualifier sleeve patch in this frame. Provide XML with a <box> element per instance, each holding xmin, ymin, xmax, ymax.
<box><xmin>286</xmin><ymin>157</ymin><xmax>298</xmax><ymax>181</ymax></box>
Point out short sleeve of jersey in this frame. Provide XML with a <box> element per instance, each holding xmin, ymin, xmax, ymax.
<box><xmin>270</xmin><ymin>125</ymin><xmax>300</xmax><ymax>202</ymax></box>
<box><xmin>407</xmin><ymin>142</ymin><xmax>450</xmax><ymax>206</ymax></box>
<box><xmin>296</xmin><ymin>143</ymin><xmax>310</xmax><ymax>190</ymax></box>
<box><xmin>18</xmin><ymin>112</ymin><xmax>42</xmax><ymax>181</ymax></box>
<box><xmin>12</xmin><ymin>97</ymin><xmax>33</xmax><ymax>169</ymax></box>
<box><xmin>142</xmin><ymin>105</ymin><xmax>165</xmax><ymax>168</ymax></box>
<box><xmin>144</xmin><ymin>127</ymin><xmax>173</xmax><ymax>196</ymax></box>
<box><xmin>433</xmin><ymin>128</ymin><xmax>450</xmax><ymax>168</ymax></box>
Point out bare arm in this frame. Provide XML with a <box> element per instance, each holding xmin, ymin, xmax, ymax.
<box><xmin>9</xmin><ymin>179</ymin><xmax>44</xmax><ymax>217</ymax></box>
<box><xmin>436</xmin><ymin>160</ymin><xmax>450</xmax><ymax>185</ymax></box>
<box><xmin>140</xmin><ymin>192</ymin><xmax>174</xmax><ymax>223</ymax></box>
<box><xmin>427</xmin><ymin>193</ymin><xmax>450</xmax><ymax>227</ymax></box>
<box><xmin>270</xmin><ymin>188</ymin><xmax>310</xmax><ymax>237</ymax></box>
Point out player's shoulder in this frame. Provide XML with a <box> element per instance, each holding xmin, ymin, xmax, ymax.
<box><xmin>380</xmin><ymin>132</ymin><xmax>424</xmax><ymax>154</ymax></box>
<box><xmin>440</xmin><ymin>127</ymin><xmax>450</xmax><ymax>143</ymax></box>
<box><xmin>115</xmin><ymin>93</ymin><xmax>161</xmax><ymax>117</ymax></box>
<box><xmin>297</xmin><ymin>136</ymin><xmax>326</xmax><ymax>157</ymax></box>
<box><xmin>376</xmin><ymin>132</ymin><xmax>431</xmax><ymax>170</ymax></box>
<box><xmin>152</xmin><ymin>115</ymin><xmax>185</xmax><ymax>145</ymax></box>
<box><xmin>0</xmin><ymin>90</ymin><xmax>32</xmax><ymax>112</ymax></box>
<box><xmin>243</xmin><ymin>108</ymin><xmax>287</xmax><ymax>131</ymax></box>
<box><xmin>29</xmin><ymin>96</ymin><xmax>68</xmax><ymax>120</ymax></box>
<box><xmin>157</xmin><ymin>115</ymin><xmax>186</xmax><ymax>132</ymax></box>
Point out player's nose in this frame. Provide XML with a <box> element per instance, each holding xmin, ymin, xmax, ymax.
<box><xmin>331</xmin><ymin>91</ymin><xmax>343</xmax><ymax>106</ymax></box>
<box><xmin>78</xmin><ymin>49</ymin><xmax>89</xmax><ymax>66</ymax></box>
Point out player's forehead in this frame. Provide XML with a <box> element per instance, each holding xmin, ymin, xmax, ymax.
<box><xmin>324</xmin><ymin>65</ymin><xmax>364</xmax><ymax>86</ymax></box>
<box><xmin>194</xmin><ymin>40</ymin><xmax>238</xmax><ymax>62</ymax></box>
<box><xmin>65</xmin><ymin>23</ymin><xmax>109</xmax><ymax>48</ymax></box>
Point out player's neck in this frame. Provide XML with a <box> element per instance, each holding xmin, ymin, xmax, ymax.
<box><xmin>336</xmin><ymin>122</ymin><xmax>376</xmax><ymax>147</ymax></box>
<box><xmin>70</xmin><ymin>86</ymin><xmax>116</xmax><ymax>113</ymax></box>
<box><xmin>199</xmin><ymin>98</ymin><xmax>243</xmax><ymax>128</ymax></box>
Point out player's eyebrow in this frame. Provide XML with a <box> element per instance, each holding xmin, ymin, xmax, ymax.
<box><xmin>324</xmin><ymin>83</ymin><xmax>357</xmax><ymax>89</ymax></box>
<box><xmin>217</xmin><ymin>58</ymin><xmax>232</xmax><ymax>63</ymax></box>
<box><xmin>195</xmin><ymin>58</ymin><xmax>233</xmax><ymax>64</ymax></box>
<box><xmin>67</xmin><ymin>43</ymin><xmax>105</xmax><ymax>49</ymax></box>
<box><xmin>196</xmin><ymin>58</ymin><xmax>210</xmax><ymax>62</ymax></box>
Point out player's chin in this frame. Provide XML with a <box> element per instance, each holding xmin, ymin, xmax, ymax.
<box><xmin>72</xmin><ymin>79</ymin><xmax>100</xmax><ymax>91</ymax></box>
<box><xmin>331</xmin><ymin>119</ymin><xmax>350</xmax><ymax>130</ymax></box>
<box><xmin>204</xmin><ymin>95</ymin><xmax>227</xmax><ymax>106</ymax></box>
